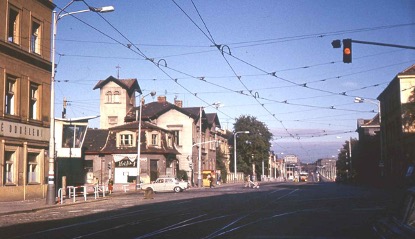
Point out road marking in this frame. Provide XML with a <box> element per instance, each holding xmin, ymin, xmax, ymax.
<box><xmin>68</xmin><ymin>210</ymin><xmax>83</xmax><ymax>213</ymax></box>
<box><xmin>352</xmin><ymin>207</ymin><xmax>384</xmax><ymax>211</ymax></box>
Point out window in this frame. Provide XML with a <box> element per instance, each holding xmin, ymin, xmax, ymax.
<box><xmin>31</xmin><ymin>20</ymin><xmax>41</xmax><ymax>54</ymax></box>
<box><xmin>8</xmin><ymin>7</ymin><xmax>20</xmax><ymax>44</ymax></box>
<box><xmin>151</xmin><ymin>134</ymin><xmax>159</xmax><ymax>146</ymax></box>
<box><xmin>167</xmin><ymin>135</ymin><xmax>173</xmax><ymax>148</ymax></box>
<box><xmin>105</xmin><ymin>91</ymin><xmax>112</xmax><ymax>103</ymax></box>
<box><xmin>62</xmin><ymin>125</ymin><xmax>86</xmax><ymax>148</ymax></box>
<box><xmin>108</xmin><ymin>116</ymin><xmax>118</xmax><ymax>125</ymax></box>
<box><xmin>113</xmin><ymin>91</ymin><xmax>120</xmax><ymax>103</ymax></box>
<box><xmin>173</xmin><ymin>130</ymin><xmax>180</xmax><ymax>146</ymax></box>
<box><xmin>27</xmin><ymin>152</ymin><xmax>40</xmax><ymax>184</ymax></box>
<box><xmin>5</xmin><ymin>76</ymin><xmax>16</xmax><ymax>115</ymax></box>
<box><xmin>120</xmin><ymin>134</ymin><xmax>133</xmax><ymax>146</ymax></box>
<box><xmin>29</xmin><ymin>84</ymin><xmax>38</xmax><ymax>120</ymax></box>
<box><xmin>4</xmin><ymin>151</ymin><xmax>15</xmax><ymax>184</ymax></box>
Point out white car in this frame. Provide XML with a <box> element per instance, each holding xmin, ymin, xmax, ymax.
<box><xmin>141</xmin><ymin>177</ymin><xmax>188</xmax><ymax>193</ymax></box>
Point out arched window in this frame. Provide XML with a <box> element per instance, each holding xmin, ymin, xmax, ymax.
<box><xmin>106</xmin><ymin>91</ymin><xmax>112</xmax><ymax>103</ymax></box>
<box><xmin>113</xmin><ymin>91</ymin><xmax>120</xmax><ymax>103</ymax></box>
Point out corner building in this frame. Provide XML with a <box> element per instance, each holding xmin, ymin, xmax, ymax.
<box><xmin>0</xmin><ymin>0</ymin><xmax>54</xmax><ymax>201</ymax></box>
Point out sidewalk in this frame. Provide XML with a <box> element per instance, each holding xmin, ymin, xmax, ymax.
<box><xmin>0</xmin><ymin>182</ymin><xmax>241</xmax><ymax>216</ymax></box>
<box><xmin>0</xmin><ymin>187</ymin><xmax>145</xmax><ymax>217</ymax></box>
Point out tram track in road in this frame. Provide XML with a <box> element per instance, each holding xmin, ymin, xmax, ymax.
<box><xmin>1</xmin><ymin>183</ymin><xmax>397</xmax><ymax>239</ymax></box>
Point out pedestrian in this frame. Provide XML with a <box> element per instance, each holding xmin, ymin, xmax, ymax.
<box><xmin>245</xmin><ymin>175</ymin><xmax>250</xmax><ymax>187</ymax></box>
<box><xmin>108</xmin><ymin>178</ymin><xmax>113</xmax><ymax>194</ymax></box>
<box><xmin>208</xmin><ymin>174</ymin><xmax>213</xmax><ymax>188</ymax></box>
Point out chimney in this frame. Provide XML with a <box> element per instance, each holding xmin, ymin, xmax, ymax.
<box><xmin>174</xmin><ymin>99</ymin><xmax>183</xmax><ymax>108</ymax></box>
<box><xmin>157</xmin><ymin>95</ymin><xmax>166</xmax><ymax>103</ymax></box>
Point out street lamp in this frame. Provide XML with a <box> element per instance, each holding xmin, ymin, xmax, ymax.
<box><xmin>354</xmin><ymin>97</ymin><xmax>381</xmax><ymax>123</ymax></box>
<box><xmin>197</xmin><ymin>102</ymin><xmax>221</xmax><ymax>187</ymax></box>
<box><xmin>47</xmin><ymin>1</ymin><xmax>114</xmax><ymax>205</ymax></box>
<box><xmin>136</xmin><ymin>91</ymin><xmax>156</xmax><ymax>190</ymax></box>
<box><xmin>233</xmin><ymin>131</ymin><xmax>250</xmax><ymax>182</ymax></box>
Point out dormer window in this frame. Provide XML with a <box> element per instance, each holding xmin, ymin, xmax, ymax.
<box><xmin>150</xmin><ymin>133</ymin><xmax>160</xmax><ymax>146</ymax></box>
<box><xmin>120</xmin><ymin>134</ymin><xmax>133</xmax><ymax>146</ymax></box>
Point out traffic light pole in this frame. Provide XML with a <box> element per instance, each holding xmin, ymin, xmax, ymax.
<box><xmin>350</xmin><ymin>40</ymin><xmax>415</xmax><ymax>50</ymax></box>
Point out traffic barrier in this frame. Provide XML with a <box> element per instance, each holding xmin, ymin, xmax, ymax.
<box><xmin>67</xmin><ymin>185</ymin><xmax>87</xmax><ymax>202</ymax></box>
<box><xmin>57</xmin><ymin>188</ymin><xmax>63</xmax><ymax>204</ymax></box>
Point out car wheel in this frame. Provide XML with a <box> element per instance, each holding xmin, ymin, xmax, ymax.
<box><xmin>174</xmin><ymin>186</ymin><xmax>181</xmax><ymax>193</ymax></box>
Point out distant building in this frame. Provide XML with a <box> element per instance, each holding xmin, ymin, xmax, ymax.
<box><xmin>0</xmin><ymin>0</ymin><xmax>54</xmax><ymax>201</ymax></box>
<box><xmin>355</xmin><ymin>115</ymin><xmax>381</xmax><ymax>186</ymax></box>
<box><xmin>125</xmin><ymin>96</ymin><xmax>227</xmax><ymax>186</ymax></box>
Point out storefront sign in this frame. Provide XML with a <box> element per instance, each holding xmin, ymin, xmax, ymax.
<box><xmin>116</xmin><ymin>158</ymin><xmax>137</xmax><ymax>168</ymax></box>
<box><xmin>0</xmin><ymin>120</ymin><xmax>49</xmax><ymax>141</ymax></box>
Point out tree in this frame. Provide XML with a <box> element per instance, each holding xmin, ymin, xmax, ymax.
<box><xmin>232</xmin><ymin>115</ymin><xmax>273</xmax><ymax>179</ymax></box>
<box><xmin>216</xmin><ymin>148</ymin><xmax>227</xmax><ymax>183</ymax></box>
<box><xmin>336</xmin><ymin>138</ymin><xmax>357</xmax><ymax>182</ymax></box>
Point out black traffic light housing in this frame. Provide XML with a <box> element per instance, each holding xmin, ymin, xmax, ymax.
<box><xmin>343</xmin><ymin>39</ymin><xmax>352</xmax><ymax>63</ymax></box>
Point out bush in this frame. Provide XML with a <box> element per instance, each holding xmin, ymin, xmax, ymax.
<box><xmin>177</xmin><ymin>170</ymin><xmax>188</xmax><ymax>181</ymax></box>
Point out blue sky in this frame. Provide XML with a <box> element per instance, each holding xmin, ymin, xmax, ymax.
<box><xmin>53</xmin><ymin>0</ymin><xmax>415</xmax><ymax>162</ymax></box>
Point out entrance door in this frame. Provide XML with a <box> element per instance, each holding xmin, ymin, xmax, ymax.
<box><xmin>150</xmin><ymin>159</ymin><xmax>158</xmax><ymax>181</ymax></box>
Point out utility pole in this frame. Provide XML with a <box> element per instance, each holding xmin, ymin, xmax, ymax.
<box><xmin>62</xmin><ymin>97</ymin><xmax>67</xmax><ymax>118</ymax></box>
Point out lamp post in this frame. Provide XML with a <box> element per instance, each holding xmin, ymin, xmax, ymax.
<box><xmin>354</xmin><ymin>97</ymin><xmax>381</xmax><ymax>123</ymax></box>
<box><xmin>197</xmin><ymin>102</ymin><xmax>221</xmax><ymax>187</ymax></box>
<box><xmin>233</xmin><ymin>131</ymin><xmax>250</xmax><ymax>183</ymax></box>
<box><xmin>46</xmin><ymin>1</ymin><xmax>114</xmax><ymax>205</ymax></box>
<box><xmin>136</xmin><ymin>91</ymin><xmax>156</xmax><ymax>190</ymax></box>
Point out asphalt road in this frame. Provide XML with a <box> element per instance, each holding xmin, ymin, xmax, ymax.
<box><xmin>0</xmin><ymin>181</ymin><xmax>401</xmax><ymax>239</ymax></box>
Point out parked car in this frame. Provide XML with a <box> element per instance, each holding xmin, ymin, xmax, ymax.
<box><xmin>372</xmin><ymin>186</ymin><xmax>415</xmax><ymax>238</ymax></box>
<box><xmin>141</xmin><ymin>177</ymin><xmax>188</xmax><ymax>193</ymax></box>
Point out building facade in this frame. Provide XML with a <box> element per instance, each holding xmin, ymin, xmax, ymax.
<box><xmin>0</xmin><ymin>0</ymin><xmax>54</xmax><ymax>201</ymax></box>
<box><xmin>355</xmin><ymin>115</ymin><xmax>382</xmax><ymax>186</ymax></box>
<box><xmin>378</xmin><ymin>64</ymin><xmax>415</xmax><ymax>186</ymax></box>
<box><xmin>93</xmin><ymin>76</ymin><xmax>141</xmax><ymax>129</ymax></box>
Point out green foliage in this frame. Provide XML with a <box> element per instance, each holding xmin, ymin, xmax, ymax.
<box><xmin>233</xmin><ymin>115</ymin><xmax>273</xmax><ymax>177</ymax></box>
<box><xmin>177</xmin><ymin>170</ymin><xmax>188</xmax><ymax>181</ymax></box>
<box><xmin>216</xmin><ymin>148</ymin><xmax>228</xmax><ymax>183</ymax></box>
<box><xmin>336</xmin><ymin>138</ymin><xmax>357</xmax><ymax>181</ymax></box>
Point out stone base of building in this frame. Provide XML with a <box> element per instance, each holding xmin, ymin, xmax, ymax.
<box><xmin>0</xmin><ymin>184</ymin><xmax>47</xmax><ymax>202</ymax></box>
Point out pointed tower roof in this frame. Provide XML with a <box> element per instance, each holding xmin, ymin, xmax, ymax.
<box><xmin>93</xmin><ymin>75</ymin><xmax>142</xmax><ymax>94</ymax></box>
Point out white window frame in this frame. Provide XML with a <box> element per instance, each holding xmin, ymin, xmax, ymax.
<box><xmin>120</xmin><ymin>134</ymin><xmax>133</xmax><ymax>146</ymax></box>
<box><xmin>29</xmin><ymin>83</ymin><xmax>39</xmax><ymax>120</ymax></box>
<box><xmin>113</xmin><ymin>91</ymin><xmax>120</xmax><ymax>103</ymax></box>
<box><xmin>4</xmin><ymin>150</ymin><xmax>17</xmax><ymax>185</ymax></box>
<box><xmin>105</xmin><ymin>91</ymin><xmax>112</xmax><ymax>103</ymax></box>
<box><xmin>27</xmin><ymin>152</ymin><xmax>40</xmax><ymax>184</ymax></box>
<box><xmin>5</xmin><ymin>76</ymin><xmax>16</xmax><ymax>115</ymax></box>
<box><xmin>151</xmin><ymin>133</ymin><xmax>159</xmax><ymax>146</ymax></box>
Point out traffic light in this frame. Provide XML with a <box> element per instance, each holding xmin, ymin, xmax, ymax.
<box><xmin>343</xmin><ymin>39</ymin><xmax>352</xmax><ymax>63</ymax></box>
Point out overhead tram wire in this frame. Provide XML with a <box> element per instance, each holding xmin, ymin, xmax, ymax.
<box><xmin>73</xmin><ymin>0</ymin><xmax>369</xmax><ymax>139</ymax></box>
<box><xmin>173</xmin><ymin>1</ymin><xmax>305</xmax><ymax>143</ymax></box>
<box><xmin>79</xmin><ymin>0</ymin><xmax>235</xmax><ymax>120</ymax></box>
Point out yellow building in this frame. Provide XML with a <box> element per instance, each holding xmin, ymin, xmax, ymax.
<box><xmin>0</xmin><ymin>0</ymin><xmax>54</xmax><ymax>201</ymax></box>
